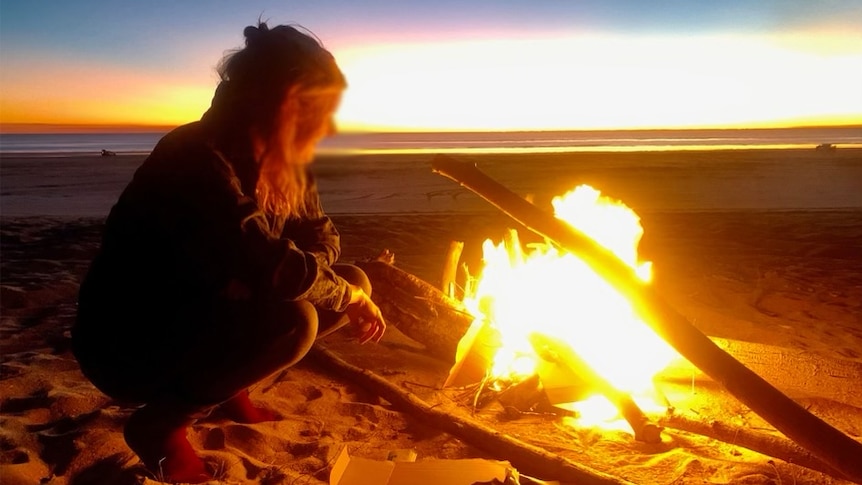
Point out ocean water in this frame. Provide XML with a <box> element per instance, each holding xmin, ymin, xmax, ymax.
<box><xmin>322</xmin><ymin>126</ymin><xmax>862</xmax><ymax>154</ymax></box>
<box><xmin>1</xmin><ymin>126</ymin><xmax>860</xmax><ymax>155</ymax></box>
<box><xmin>0</xmin><ymin>132</ymin><xmax>164</xmax><ymax>155</ymax></box>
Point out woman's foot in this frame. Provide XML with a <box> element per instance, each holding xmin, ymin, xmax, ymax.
<box><xmin>219</xmin><ymin>389</ymin><xmax>278</xmax><ymax>424</ymax></box>
<box><xmin>124</xmin><ymin>403</ymin><xmax>212</xmax><ymax>483</ymax></box>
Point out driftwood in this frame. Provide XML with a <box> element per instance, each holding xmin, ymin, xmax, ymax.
<box><xmin>658</xmin><ymin>413</ymin><xmax>839</xmax><ymax>477</ymax></box>
<box><xmin>658</xmin><ymin>414</ymin><xmax>835</xmax><ymax>474</ymax></box>
<box><xmin>430</xmin><ymin>154</ymin><xmax>862</xmax><ymax>483</ymax></box>
<box><xmin>309</xmin><ymin>345</ymin><xmax>637</xmax><ymax>485</ymax></box>
<box><xmin>530</xmin><ymin>334</ymin><xmax>663</xmax><ymax>444</ymax></box>
<box><xmin>355</xmin><ymin>260</ymin><xmax>472</xmax><ymax>362</ymax></box>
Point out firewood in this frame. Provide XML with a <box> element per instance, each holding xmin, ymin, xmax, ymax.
<box><xmin>355</xmin><ymin>260</ymin><xmax>473</xmax><ymax>362</ymax></box>
<box><xmin>309</xmin><ymin>344</ymin><xmax>637</xmax><ymax>485</ymax></box>
<box><xmin>495</xmin><ymin>374</ymin><xmax>553</xmax><ymax>416</ymax></box>
<box><xmin>442</xmin><ymin>240</ymin><xmax>465</xmax><ymax>299</ymax></box>
<box><xmin>430</xmin><ymin>154</ymin><xmax>862</xmax><ymax>483</ymax></box>
<box><xmin>658</xmin><ymin>413</ymin><xmax>840</xmax><ymax>478</ymax></box>
<box><xmin>529</xmin><ymin>333</ymin><xmax>663</xmax><ymax>444</ymax></box>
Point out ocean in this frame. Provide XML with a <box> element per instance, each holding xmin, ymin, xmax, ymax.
<box><xmin>1</xmin><ymin>126</ymin><xmax>860</xmax><ymax>155</ymax></box>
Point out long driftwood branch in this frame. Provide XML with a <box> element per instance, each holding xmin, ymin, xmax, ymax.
<box><xmin>309</xmin><ymin>345</ymin><xmax>637</xmax><ymax>485</ymax></box>
<box><xmin>430</xmin><ymin>154</ymin><xmax>862</xmax><ymax>484</ymax></box>
<box><xmin>658</xmin><ymin>413</ymin><xmax>839</xmax><ymax>478</ymax></box>
<box><xmin>659</xmin><ymin>337</ymin><xmax>862</xmax><ymax>410</ymax></box>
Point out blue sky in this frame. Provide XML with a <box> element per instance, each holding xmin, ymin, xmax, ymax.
<box><xmin>1</xmin><ymin>1</ymin><xmax>860</xmax><ymax>130</ymax></box>
<box><xmin>4</xmin><ymin>0</ymin><xmax>859</xmax><ymax>65</ymax></box>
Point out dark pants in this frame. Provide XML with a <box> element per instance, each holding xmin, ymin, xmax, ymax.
<box><xmin>73</xmin><ymin>264</ymin><xmax>370</xmax><ymax>409</ymax></box>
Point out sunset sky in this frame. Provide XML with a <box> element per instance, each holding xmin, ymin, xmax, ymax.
<box><xmin>1</xmin><ymin>0</ymin><xmax>861</xmax><ymax>132</ymax></box>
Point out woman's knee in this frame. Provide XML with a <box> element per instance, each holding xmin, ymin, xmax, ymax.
<box><xmin>273</xmin><ymin>299</ymin><xmax>318</xmax><ymax>358</ymax></box>
<box><xmin>333</xmin><ymin>264</ymin><xmax>372</xmax><ymax>296</ymax></box>
<box><xmin>292</xmin><ymin>299</ymin><xmax>319</xmax><ymax>343</ymax></box>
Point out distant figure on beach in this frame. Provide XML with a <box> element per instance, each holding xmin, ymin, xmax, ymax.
<box><xmin>100</xmin><ymin>149</ymin><xmax>116</xmax><ymax>156</ymax></box>
<box><xmin>72</xmin><ymin>23</ymin><xmax>385</xmax><ymax>483</ymax></box>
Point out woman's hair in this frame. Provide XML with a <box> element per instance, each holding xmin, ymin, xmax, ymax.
<box><xmin>209</xmin><ymin>22</ymin><xmax>346</xmax><ymax>217</ymax></box>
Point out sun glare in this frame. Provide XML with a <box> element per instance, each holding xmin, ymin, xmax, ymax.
<box><xmin>334</xmin><ymin>33</ymin><xmax>862</xmax><ymax>131</ymax></box>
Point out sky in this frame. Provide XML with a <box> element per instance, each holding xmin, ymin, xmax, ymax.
<box><xmin>1</xmin><ymin>0</ymin><xmax>861</xmax><ymax>132</ymax></box>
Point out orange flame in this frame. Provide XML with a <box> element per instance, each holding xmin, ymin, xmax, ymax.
<box><xmin>459</xmin><ymin>185</ymin><xmax>678</xmax><ymax>429</ymax></box>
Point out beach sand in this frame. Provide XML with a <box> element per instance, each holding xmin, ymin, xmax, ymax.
<box><xmin>1</xmin><ymin>149</ymin><xmax>861</xmax><ymax>484</ymax></box>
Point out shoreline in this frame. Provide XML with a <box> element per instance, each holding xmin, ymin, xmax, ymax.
<box><xmin>2</xmin><ymin>148</ymin><xmax>861</xmax><ymax>218</ymax></box>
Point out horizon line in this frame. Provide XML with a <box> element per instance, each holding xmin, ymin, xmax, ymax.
<box><xmin>1</xmin><ymin>121</ymin><xmax>860</xmax><ymax>135</ymax></box>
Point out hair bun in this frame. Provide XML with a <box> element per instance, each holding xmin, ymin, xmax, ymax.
<box><xmin>244</xmin><ymin>23</ymin><xmax>270</xmax><ymax>46</ymax></box>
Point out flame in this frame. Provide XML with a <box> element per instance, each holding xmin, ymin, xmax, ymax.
<box><xmin>460</xmin><ymin>185</ymin><xmax>677</xmax><ymax>430</ymax></box>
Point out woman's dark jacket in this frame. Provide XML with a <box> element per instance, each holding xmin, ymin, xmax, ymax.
<box><xmin>75</xmin><ymin>122</ymin><xmax>350</xmax><ymax>346</ymax></box>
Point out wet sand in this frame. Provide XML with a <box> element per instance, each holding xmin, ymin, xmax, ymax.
<box><xmin>2</xmin><ymin>148</ymin><xmax>861</xmax><ymax>217</ymax></box>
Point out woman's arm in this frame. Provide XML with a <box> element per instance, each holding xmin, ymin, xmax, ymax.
<box><xmin>202</xmin><ymin>152</ymin><xmax>350</xmax><ymax>312</ymax></box>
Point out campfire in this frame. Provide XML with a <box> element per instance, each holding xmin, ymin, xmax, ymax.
<box><xmin>446</xmin><ymin>184</ymin><xmax>678</xmax><ymax>437</ymax></box>
<box><xmin>322</xmin><ymin>155</ymin><xmax>862</xmax><ymax>483</ymax></box>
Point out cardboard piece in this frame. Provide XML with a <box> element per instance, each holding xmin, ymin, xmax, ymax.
<box><xmin>331</xmin><ymin>447</ymin><xmax>513</xmax><ymax>485</ymax></box>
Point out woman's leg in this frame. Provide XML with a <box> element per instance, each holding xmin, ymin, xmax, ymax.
<box><xmin>173</xmin><ymin>298</ymin><xmax>318</xmax><ymax>405</ymax></box>
<box><xmin>122</xmin><ymin>298</ymin><xmax>318</xmax><ymax>482</ymax></box>
<box><xmin>316</xmin><ymin>263</ymin><xmax>372</xmax><ymax>339</ymax></box>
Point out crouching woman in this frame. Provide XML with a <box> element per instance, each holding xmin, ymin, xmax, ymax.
<box><xmin>72</xmin><ymin>23</ymin><xmax>384</xmax><ymax>483</ymax></box>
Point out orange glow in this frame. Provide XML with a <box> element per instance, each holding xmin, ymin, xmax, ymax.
<box><xmin>456</xmin><ymin>185</ymin><xmax>678</xmax><ymax>432</ymax></box>
<box><xmin>0</xmin><ymin>57</ymin><xmax>213</xmax><ymax>128</ymax></box>
<box><xmin>1</xmin><ymin>31</ymin><xmax>860</xmax><ymax>131</ymax></box>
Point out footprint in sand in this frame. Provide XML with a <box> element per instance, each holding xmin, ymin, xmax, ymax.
<box><xmin>199</xmin><ymin>420</ymin><xmax>330</xmax><ymax>483</ymax></box>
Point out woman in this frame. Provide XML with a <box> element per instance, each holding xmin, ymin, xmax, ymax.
<box><xmin>72</xmin><ymin>23</ymin><xmax>385</xmax><ymax>483</ymax></box>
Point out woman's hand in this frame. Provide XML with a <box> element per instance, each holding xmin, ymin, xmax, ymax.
<box><xmin>345</xmin><ymin>285</ymin><xmax>386</xmax><ymax>344</ymax></box>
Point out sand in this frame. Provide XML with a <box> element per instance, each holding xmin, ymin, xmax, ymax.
<box><xmin>1</xmin><ymin>148</ymin><xmax>861</xmax><ymax>484</ymax></box>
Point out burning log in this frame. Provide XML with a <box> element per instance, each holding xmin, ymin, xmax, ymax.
<box><xmin>494</xmin><ymin>374</ymin><xmax>551</xmax><ymax>415</ymax></box>
<box><xmin>309</xmin><ymin>344</ymin><xmax>637</xmax><ymax>485</ymax></box>
<box><xmin>529</xmin><ymin>333</ymin><xmax>663</xmax><ymax>444</ymax></box>
<box><xmin>355</xmin><ymin>260</ymin><xmax>472</xmax><ymax>362</ymax></box>
<box><xmin>430</xmin><ymin>154</ymin><xmax>862</xmax><ymax>483</ymax></box>
<box><xmin>658</xmin><ymin>413</ymin><xmax>841</xmax><ymax>478</ymax></box>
